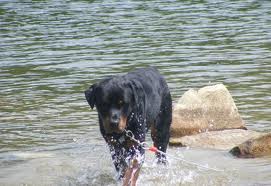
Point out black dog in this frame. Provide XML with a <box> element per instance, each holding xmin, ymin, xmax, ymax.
<box><xmin>85</xmin><ymin>67</ymin><xmax>172</xmax><ymax>185</ymax></box>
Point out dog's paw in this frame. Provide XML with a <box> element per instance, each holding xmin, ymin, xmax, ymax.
<box><xmin>156</xmin><ymin>154</ymin><xmax>168</xmax><ymax>165</ymax></box>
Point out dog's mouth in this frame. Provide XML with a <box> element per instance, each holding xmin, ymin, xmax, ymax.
<box><xmin>112</xmin><ymin>128</ymin><xmax>125</xmax><ymax>134</ymax></box>
<box><xmin>105</xmin><ymin>126</ymin><xmax>124</xmax><ymax>134</ymax></box>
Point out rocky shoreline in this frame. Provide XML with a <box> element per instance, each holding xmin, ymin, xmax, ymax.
<box><xmin>169</xmin><ymin>84</ymin><xmax>271</xmax><ymax>158</ymax></box>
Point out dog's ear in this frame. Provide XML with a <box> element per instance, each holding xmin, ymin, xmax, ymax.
<box><xmin>84</xmin><ymin>84</ymin><xmax>97</xmax><ymax>109</ymax></box>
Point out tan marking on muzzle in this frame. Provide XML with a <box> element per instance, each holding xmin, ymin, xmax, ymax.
<box><xmin>118</xmin><ymin>116</ymin><xmax>127</xmax><ymax>131</ymax></box>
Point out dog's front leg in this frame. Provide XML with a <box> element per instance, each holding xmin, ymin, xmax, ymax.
<box><xmin>122</xmin><ymin>158</ymin><xmax>141</xmax><ymax>186</ymax></box>
<box><xmin>122</xmin><ymin>139</ymin><xmax>145</xmax><ymax>186</ymax></box>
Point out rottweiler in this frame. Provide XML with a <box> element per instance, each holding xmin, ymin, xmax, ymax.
<box><xmin>85</xmin><ymin>67</ymin><xmax>172</xmax><ymax>186</ymax></box>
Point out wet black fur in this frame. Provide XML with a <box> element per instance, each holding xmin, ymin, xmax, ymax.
<box><xmin>85</xmin><ymin>67</ymin><xmax>172</xmax><ymax>179</ymax></box>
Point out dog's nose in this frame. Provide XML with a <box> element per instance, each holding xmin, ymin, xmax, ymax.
<box><xmin>111</xmin><ymin>114</ymin><xmax>120</xmax><ymax>126</ymax></box>
<box><xmin>111</xmin><ymin>118</ymin><xmax>119</xmax><ymax>123</ymax></box>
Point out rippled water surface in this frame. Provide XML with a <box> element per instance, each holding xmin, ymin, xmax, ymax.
<box><xmin>1</xmin><ymin>0</ymin><xmax>271</xmax><ymax>185</ymax></box>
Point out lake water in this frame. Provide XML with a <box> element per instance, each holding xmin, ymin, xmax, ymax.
<box><xmin>0</xmin><ymin>0</ymin><xmax>271</xmax><ymax>185</ymax></box>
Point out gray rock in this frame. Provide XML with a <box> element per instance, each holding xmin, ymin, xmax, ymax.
<box><xmin>230</xmin><ymin>133</ymin><xmax>271</xmax><ymax>158</ymax></box>
<box><xmin>169</xmin><ymin>129</ymin><xmax>262</xmax><ymax>150</ymax></box>
<box><xmin>171</xmin><ymin>84</ymin><xmax>246</xmax><ymax>138</ymax></box>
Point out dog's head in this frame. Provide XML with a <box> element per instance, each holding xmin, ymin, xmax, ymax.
<box><xmin>85</xmin><ymin>77</ymin><xmax>145</xmax><ymax>134</ymax></box>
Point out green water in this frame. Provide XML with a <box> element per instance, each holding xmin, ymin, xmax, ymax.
<box><xmin>0</xmin><ymin>0</ymin><xmax>271</xmax><ymax>185</ymax></box>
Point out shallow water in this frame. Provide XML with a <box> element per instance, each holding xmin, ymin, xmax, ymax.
<box><xmin>0</xmin><ymin>0</ymin><xmax>271</xmax><ymax>185</ymax></box>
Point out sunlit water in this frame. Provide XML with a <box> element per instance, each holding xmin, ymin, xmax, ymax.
<box><xmin>0</xmin><ymin>0</ymin><xmax>271</xmax><ymax>185</ymax></box>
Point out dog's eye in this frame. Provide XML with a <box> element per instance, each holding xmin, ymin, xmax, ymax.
<box><xmin>118</xmin><ymin>100</ymin><xmax>124</xmax><ymax>106</ymax></box>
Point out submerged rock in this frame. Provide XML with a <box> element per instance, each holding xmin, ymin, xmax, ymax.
<box><xmin>169</xmin><ymin>129</ymin><xmax>261</xmax><ymax>150</ymax></box>
<box><xmin>171</xmin><ymin>84</ymin><xmax>246</xmax><ymax>138</ymax></box>
<box><xmin>230</xmin><ymin>133</ymin><xmax>271</xmax><ymax>158</ymax></box>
